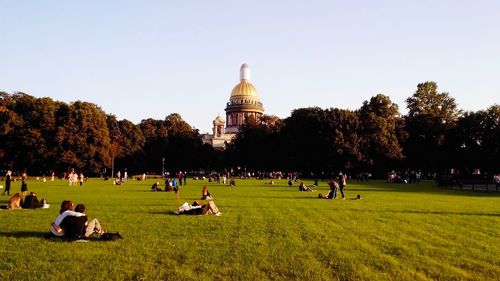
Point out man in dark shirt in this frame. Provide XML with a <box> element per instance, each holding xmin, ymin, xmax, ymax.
<box><xmin>59</xmin><ymin>215</ymin><xmax>88</xmax><ymax>239</ymax></box>
<box><xmin>23</xmin><ymin>192</ymin><xmax>44</xmax><ymax>209</ymax></box>
<box><xmin>2</xmin><ymin>171</ymin><xmax>12</xmax><ymax>195</ymax></box>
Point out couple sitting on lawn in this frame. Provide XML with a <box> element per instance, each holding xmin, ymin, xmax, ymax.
<box><xmin>51</xmin><ymin>200</ymin><xmax>107</xmax><ymax>240</ymax></box>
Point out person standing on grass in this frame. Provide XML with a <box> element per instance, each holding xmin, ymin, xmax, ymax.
<box><xmin>21</xmin><ymin>171</ymin><xmax>28</xmax><ymax>196</ymax></box>
<box><xmin>2</xmin><ymin>170</ymin><xmax>12</xmax><ymax>196</ymax></box>
<box><xmin>338</xmin><ymin>172</ymin><xmax>346</xmax><ymax>200</ymax></box>
<box><xmin>177</xmin><ymin>171</ymin><xmax>183</xmax><ymax>186</ymax></box>
<box><xmin>493</xmin><ymin>173</ymin><xmax>500</xmax><ymax>190</ymax></box>
<box><xmin>79</xmin><ymin>173</ymin><xmax>84</xmax><ymax>186</ymax></box>
<box><xmin>173</xmin><ymin>180</ymin><xmax>179</xmax><ymax>200</ymax></box>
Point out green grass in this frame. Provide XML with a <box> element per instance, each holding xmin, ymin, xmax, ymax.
<box><xmin>0</xmin><ymin>178</ymin><xmax>499</xmax><ymax>281</ymax></box>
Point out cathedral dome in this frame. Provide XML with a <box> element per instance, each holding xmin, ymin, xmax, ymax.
<box><xmin>230</xmin><ymin>80</ymin><xmax>259</xmax><ymax>99</ymax></box>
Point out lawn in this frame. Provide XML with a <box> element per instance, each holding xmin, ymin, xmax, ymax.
<box><xmin>0</xmin><ymin>177</ymin><xmax>499</xmax><ymax>281</ymax></box>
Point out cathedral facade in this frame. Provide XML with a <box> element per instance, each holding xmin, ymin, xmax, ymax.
<box><xmin>202</xmin><ymin>64</ymin><xmax>264</xmax><ymax>149</ymax></box>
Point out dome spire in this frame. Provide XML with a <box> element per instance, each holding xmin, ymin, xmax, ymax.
<box><xmin>240</xmin><ymin>63</ymin><xmax>250</xmax><ymax>81</ymax></box>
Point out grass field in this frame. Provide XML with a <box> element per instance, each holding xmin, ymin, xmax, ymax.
<box><xmin>0</xmin><ymin>177</ymin><xmax>499</xmax><ymax>281</ymax></box>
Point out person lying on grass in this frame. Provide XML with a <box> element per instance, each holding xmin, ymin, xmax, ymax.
<box><xmin>51</xmin><ymin>201</ymin><xmax>106</xmax><ymax>239</ymax></box>
<box><xmin>174</xmin><ymin>200</ymin><xmax>221</xmax><ymax>216</ymax></box>
<box><xmin>318</xmin><ymin>190</ymin><xmax>335</xmax><ymax>199</ymax></box>
<box><xmin>299</xmin><ymin>182</ymin><xmax>314</xmax><ymax>192</ymax></box>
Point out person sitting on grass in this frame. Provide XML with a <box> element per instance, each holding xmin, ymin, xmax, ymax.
<box><xmin>174</xmin><ymin>200</ymin><xmax>222</xmax><ymax>216</ymax></box>
<box><xmin>0</xmin><ymin>193</ymin><xmax>23</xmax><ymax>209</ymax></box>
<box><xmin>51</xmin><ymin>200</ymin><xmax>85</xmax><ymax>237</ymax></box>
<box><xmin>151</xmin><ymin>182</ymin><xmax>162</xmax><ymax>192</ymax></box>
<box><xmin>23</xmin><ymin>192</ymin><xmax>47</xmax><ymax>209</ymax></box>
<box><xmin>298</xmin><ymin>182</ymin><xmax>314</xmax><ymax>192</ymax></box>
<box><xmin>164</xmin><ymin>179</ymin><xmax>173</xmax><ymax>192</ymax></box>
<box><xmin>59</xmin><ymin>204</ymin><xmax>106</xmax><ymax>239</ymax></box>
<box><xmin>229</xmin><ymin>179</ymin><xmax>236</xmax><ymax>187</ymax></box>
<box><xmin>201</xmin><ymin>186</ymin><xmax>213</xmax><ymax>200</ymax></box>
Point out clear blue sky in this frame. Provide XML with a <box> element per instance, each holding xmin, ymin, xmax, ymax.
<box><xmin>1</xmin><ymin>0</ymin><xmax>499</xmax><ymax>132</ymax></box>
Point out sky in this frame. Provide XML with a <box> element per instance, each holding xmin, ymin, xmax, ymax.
<box><xmin>1</xmin><ymin>0</ymin><xmax>499</xmax><ymax>132</ymax></box>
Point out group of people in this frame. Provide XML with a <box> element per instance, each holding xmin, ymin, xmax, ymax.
<box><xmin>1</xmin><ymin>192</ymin><xmax>49</xmax><ymax>209</ymax></box>
<box><xmin>286</xmin><ymin>173</ymin><xmax>348</xmax><ymax>199</ymax></box>
<box><xmin>174</xmin><ymin>186</ymin><xmax>221</xmax><ymax>216</ymax></box>
<box><xmin>151</xmin><ymin>179</ymin><xmax>180</xmax><ymax>193</ymax></box>
<box><xmin>318</xmin><ymin>173</ymin><xmax>347</xmax><ymax>200</ymax></box>
<box><xmin>67</xmin><ymin>169</ymin><xmax>85</xmax><ymax>187</ymax></box>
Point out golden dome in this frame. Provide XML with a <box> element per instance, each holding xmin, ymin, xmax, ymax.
<box><xmin>213</xmin><ymin>114</ymin><xmax>225</xmax><ymax>124</ymax></box>
<box><xmin>230</xmin><ymin>80</ymin><xmax>259</xmax><ymax>98</ymax></box>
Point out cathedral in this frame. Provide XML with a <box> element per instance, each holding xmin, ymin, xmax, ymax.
<box><xmin>202</xmin><ymin>64</ymin><xmax>264</xmax><ymax>149</ymax></box>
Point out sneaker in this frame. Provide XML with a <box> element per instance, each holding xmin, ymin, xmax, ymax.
<box><xmin>215</xmin><ymin>212</ymin><xmax>221</xmax><ymax>216</ymax></box>
<box><xmin>341</xmin><ymin>198</ymin><xmax>345</xmax><ymax>200</ymax></box>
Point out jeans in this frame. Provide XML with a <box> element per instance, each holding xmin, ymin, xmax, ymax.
<box><xmin>339</xmin><ymin>185</ymin><xmax>345</xmax><ymax>198</ymax></box>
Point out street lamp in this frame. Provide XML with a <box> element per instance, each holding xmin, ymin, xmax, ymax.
<box><xmin>162</xmin><ymin>157</ymin><xmax>165</xmax><ymax>177</ymax></box>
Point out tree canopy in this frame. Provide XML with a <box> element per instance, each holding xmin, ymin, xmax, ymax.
<box><xmin>1</xmin><ymin>82</ymin><xmax>498</xmax><ymax>177</ymax></box>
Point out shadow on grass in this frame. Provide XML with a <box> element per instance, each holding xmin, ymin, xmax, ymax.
<box><xmin>340</xmin><ymin>208</ymin><xmax>500</xmax><ymax>217</ymax></box>
<box><xmin>0</xmin><ymin>231</ymin><xmax>48</xmax><ymax>238</ymax></box>
<box><xmin>343</xmin><ymin>186</ymin><xmax>500</xmax><ymax>197</ymax></box>
<box><xmin>148</xmin><ymin>211</ymin><xmax>171</xmax><ymax>215</ymax></box>
<box><xmin>384</xmin><ymin>210</ymin><xmax>500</xmax><ymax>217</ymax></box>
<box><xmin>248</xmin><ymin>195</ymin><xmax>319</xmax><ymax>199</ymax></box>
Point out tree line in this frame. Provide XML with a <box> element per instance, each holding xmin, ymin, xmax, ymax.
<box><xmin>1</xmin><ymin>81</ymin><xmax>498</xmax><ymax>177</ymax></box>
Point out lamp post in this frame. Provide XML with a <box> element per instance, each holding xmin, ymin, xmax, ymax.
<box><xmin>162</xmin><ymin>157</ymin><xmax>165</xmax><ymax>177</ymax></box>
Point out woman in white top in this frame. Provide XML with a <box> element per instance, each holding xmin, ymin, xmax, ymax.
<box><xmin>50</xmin><ymin>200</ymin><xmax>84</xmax><ymax>236</ymax></box>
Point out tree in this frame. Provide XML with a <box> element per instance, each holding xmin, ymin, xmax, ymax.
<box><xmin>0</xmin><ymin>93</ymin><xmax>59</xmax><ymax>173</ymax></box>
<box><xmin>403</xmin><ymin>82</ymin><xmax>460</xmax><ymax>171</ymax></box>
<box><xmin>359</xmin><ymin>94</ymin><xmax>403</xmax><ymax>173</ymax></box>
<box><xmin>226</xmin><ymin>115</ymin><xmax>284</xmax><ymax>171</ymax></box>
<box><xmin>0</xmin><ymin>92</ymin><xmax>23</xmax><ymax>168</ymax></box>
<box><xmin>281</xmin><ymin>107</ymin><xmax>362</xmax><ymax>175</ymax></box>
<box><xmin>450</xmin><ymin>105</ymin><xmax>500</xmax><ymax>173</ymax></box>
<box><xmin>138</xmin><ymin>113</ymin><xmax>204</xmax><ymax>173</ymax></box>
<box><xmin>54</xmin><ymin>101</ymin><xmax>112</xmax><ymax>173</ymax></box>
